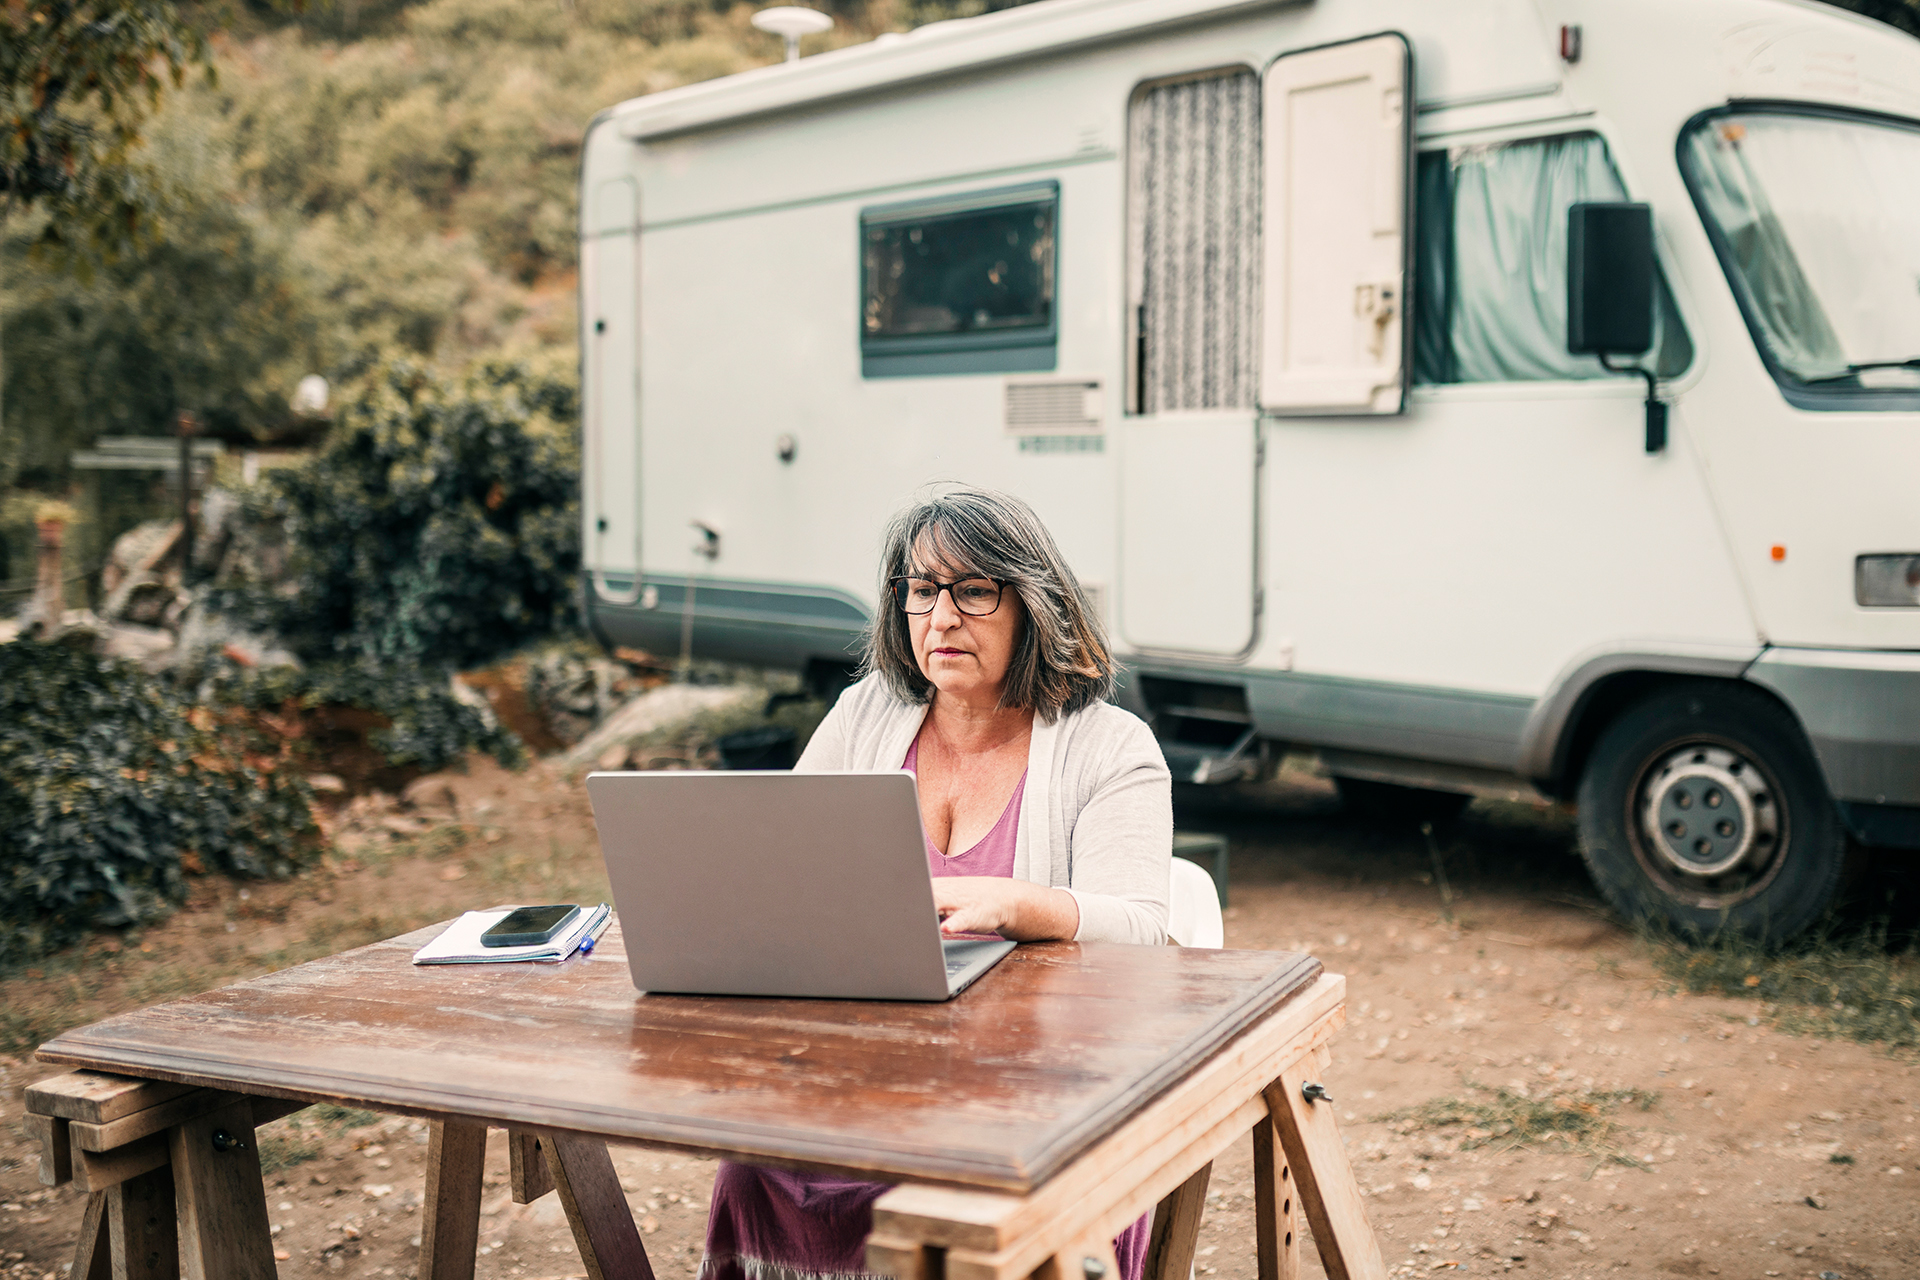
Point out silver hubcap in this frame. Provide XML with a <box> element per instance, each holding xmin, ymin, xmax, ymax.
<box><xmin>1637</xmin><ymin>745</ymin><xmax>1779</xmax><ymax>881</ymax></box>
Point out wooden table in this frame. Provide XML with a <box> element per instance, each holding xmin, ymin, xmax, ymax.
<box><xmin>27</xmin><ymin>922</ymin><xmax>1385</xmax><ymax>1280</ymax></box>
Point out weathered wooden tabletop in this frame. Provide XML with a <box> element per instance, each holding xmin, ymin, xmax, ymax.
<box><xmin>37</xmin><ymin>923</ymin><xmax>1320</xmax><ymax>1192</ymax></box>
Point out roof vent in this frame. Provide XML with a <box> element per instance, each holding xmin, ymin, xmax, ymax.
<box><xmin>752</xmin><ymin>6</ymin><xmax>833</xmax><ymax>62</ymax></box>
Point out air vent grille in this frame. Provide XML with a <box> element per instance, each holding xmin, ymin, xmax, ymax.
<box><xmin>1006</xmin><ymin>380</ymin><xmax>1102</xmax><ymax>433</ymax></box>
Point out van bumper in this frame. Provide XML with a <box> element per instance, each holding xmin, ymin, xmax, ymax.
<box><xmin>1746</xmin><ymin>647</ymin><xmax>1920</xmax><ymax>843</ymax></box>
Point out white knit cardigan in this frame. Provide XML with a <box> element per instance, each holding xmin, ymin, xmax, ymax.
<box><xmin>794</xmin><ymin>674</ymin><xmax>1172</xmax><ymax>945</ymax></box>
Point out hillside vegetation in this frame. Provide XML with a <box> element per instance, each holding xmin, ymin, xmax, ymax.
<box><xmin>0</xmin><ymin>0</ymin><xmax>1010</xmax><ymax>494</ymax></box>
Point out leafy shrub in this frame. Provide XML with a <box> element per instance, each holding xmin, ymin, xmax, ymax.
<box><xmin>0</xmin><ymin>640</ymin><xmax>321</xmax><ymax>967</ymax></box>
<box><xmin>216</xmin><ymin>358</ymin><xmax>581</xmax><ymax>673</ymax></box>
<box><xmin>179</xmin><ymin>654</ymin><xmax>526</xmax><ymax>774</ymax></box>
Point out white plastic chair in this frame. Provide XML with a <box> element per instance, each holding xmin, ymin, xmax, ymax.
<box><xmin>1167</xmin><ymin>856</ymin><xmax>1225</xmax><ymax>948</ymax></box>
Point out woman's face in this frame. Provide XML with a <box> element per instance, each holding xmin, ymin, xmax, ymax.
<box><xmin>907</xmin><ymin>542</ymin><xmax>1026</xmax><ymax>706</ymax></box>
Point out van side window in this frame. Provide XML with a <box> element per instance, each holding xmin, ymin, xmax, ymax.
<box><xmin>859</xmin><ymin>182</ymin><xmax>1058</xmax><ymax>378</ymax></box>
<box><xmin>1413</xmin><ymin>133</ymin><xmax>1691</xmax><ymax>384</ymax></box>
<box><xmin>1127</xmin><ymin>67</ymin><xmax>1261</xmax><ymax>413</ymax></box>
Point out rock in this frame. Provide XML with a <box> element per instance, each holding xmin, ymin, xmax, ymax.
<box><xmin>560</xmin><ymin>682</ymin><xmax>761</xmax><ymax>773</ymax></box>
<box><xmin>101</xmin><ymin>520</ymin><xmax>184</xmax><ymax>622</ymax></box>
<box><xmin>97</xmin><ymin>621</ymin><xmax>177</xmax><ymax>664</ymax></box>
<box><xmin>168</xmin><ymin>600</ymin><xmax>300</xmax><ymax>670</ymax></box>
<box><xmin>401</xmin><ymin>775</ymin><xmax>460</xmax><ymax>816</ymax></box>
<box><xmin>598</xmin><ymin>743</ymin><xmax>632</xmax><ymax>771</ymax></box>
<box><xmin>122</xmin><ymin>579</ymin><xmax>180</xmax><ymax>627</ymax></box>
<box><xmin>308</xmin><ymin>774</ymin><xmax>347</xmax><ymax>793</ymax></box>
<box><xmin>447</xmin><ymin>672</ymin><xmax>500</xmax><ymax>732</ymax></box>
<box><xmin>1805</xmin><ymin>1194</ymin><xmax>1826</xmax><ymax>1209</ymax></box>
<box><xmin>526</xmin><ymin>648</ymin><xmax>638</xmax><ymax>745</ymax></box>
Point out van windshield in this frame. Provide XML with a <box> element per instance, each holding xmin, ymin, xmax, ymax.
<box><xmin>1683</xmin><ymin>109</ymin><xmax>1920</xmax><ymax>391</ymax></box>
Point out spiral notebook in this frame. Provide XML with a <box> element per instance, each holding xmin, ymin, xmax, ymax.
<box><xmin>411</xmin><ymin>902</ymin><xmax>611</xmax><ymax>965</ymax></box>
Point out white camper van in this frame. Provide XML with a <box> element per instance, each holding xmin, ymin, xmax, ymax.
<box><xmin>577</xmin><ymin>0</ymin><xmax>1920</xmax><ymax>938</ymax></box>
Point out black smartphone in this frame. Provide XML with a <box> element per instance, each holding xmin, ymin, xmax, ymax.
<box><xmin>480</xmin><ymin>904</ymin><xmax>581</xmax><ymax>948</ymax></box>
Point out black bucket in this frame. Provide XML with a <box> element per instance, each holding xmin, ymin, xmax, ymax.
<box><xmin>715</xmin><ymin>725</ymin><xmax>798</xmax><ymax>770</ymax></box>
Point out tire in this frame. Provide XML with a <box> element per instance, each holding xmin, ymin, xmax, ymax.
<box><xmin>1333</xmin><ymin>776</ymin><xmax>1473</xmax><ymax>823</ymax></box>
<box><xmin>1575</xmin><ymin>682</ymin><xmax>1847</xmax><ymax>942</ymax></box>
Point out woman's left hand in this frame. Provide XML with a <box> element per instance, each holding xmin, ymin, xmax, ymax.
<box><xmin>932</xmin><ymin>877</ymin><xmax>1080</xmax><ymax>941</ymax></box>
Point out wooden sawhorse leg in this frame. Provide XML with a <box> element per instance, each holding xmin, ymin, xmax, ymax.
<box><xmin>432</xmin><ymin>1127</ymin><xmax>653</xmax><ymax>1280</ymax></box>
<box><xmin>67</xmin><ymin>1166</ymin><xmax>181</xmax><ymax>1280</ymax></box>
<box><xmin>1252</xmin><ymin>1110</ymin><xmax>1297</xmax><ymax>1280</ymax></box>
<box><xmin>1259</xmin><ymin>1062</ymin><xmax>1386</xmax><ymax>1280</ymax></box>
<box><xmin>1145</xmin><ymin>1162</ymin><xmax>1211</xmax><ymax>1280</ymax></box>
<box><xmin>421</xmin><ymin>1120</ymin><xmax>488</xmax><ymax>1280</ymax></box>
<box><xmin>545</xmin><ymin>1133</ymin><xmax>655</xmax><ymax>1280</ymax></box>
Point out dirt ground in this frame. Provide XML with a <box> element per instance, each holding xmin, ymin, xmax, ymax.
<box><xmin>2</xmin><ymin>757</ymin><xmax>1916</xmax><ymax>1280</ymax></box>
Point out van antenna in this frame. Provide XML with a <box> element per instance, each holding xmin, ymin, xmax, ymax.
<box><xmin>752</xmin><ymin>5</ymin><xmax>833</xmax><ymax>63</ymax></box>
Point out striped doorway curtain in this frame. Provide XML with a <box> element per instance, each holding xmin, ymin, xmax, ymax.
<box><xmin>1128</xmin><ymin>68</ymin><xmax>1262</xmax><ymax>414</ymax></box>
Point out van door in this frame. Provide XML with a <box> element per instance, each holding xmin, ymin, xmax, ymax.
<box><xmin>1118</xmin><ymin>68</ymin><xmax>1261</xmax><ymax>657</ymax></box>
<box><xmin>1260</xmin><ymin>33</ymin><xmax>1412</xmax><ymax>416</ymax></box>
<box><xmin>584</xmin><ymin>177</ymin><xmax>640</xmax><ymax>589</ymax></box>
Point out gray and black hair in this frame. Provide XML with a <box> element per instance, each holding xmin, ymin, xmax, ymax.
<box><xmin>862</xmin><ymin>486</ymin><xmax>1114</xmax><ymax>721</ymax></box>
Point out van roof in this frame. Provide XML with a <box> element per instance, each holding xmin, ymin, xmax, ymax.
<box><xmin>608</xmin><ymin>0</ymin><xmax>1300</xmax><ymax>142</ymax></box>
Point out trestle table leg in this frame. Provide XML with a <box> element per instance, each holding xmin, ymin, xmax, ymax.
<box><xmin>1145</xmin><ymin>1160</ymin><xmax>1211</xmax><ymax>1280</ymax></box>
<box><xmin>420</xmin><ymin>1119</ymin><xmax>487</xmax><ymax>1280</ymax></box>
<box><xmin>1263</xmin><ymin>1067</ymin><xmax>1385</xmax><ymax>1280</ymax></box>
<box><xmin>70</xmin><ymin>1192</ymin><xmax>113</xmax><ymax>1280</ymax></box>
<box><xmin>109</xmin><ymin>1165</ymin><xmax>180</xmax><ymax>1280</ymax></box>
<box><xmin>543</xmin><ymin>1133</ymin><xmax>655</xmax><ymax>1280</ymax></box>
<box><xmin>508</xmin><ymin>1129</ymin><xmax>555</xmax><ymax>1204</ymax></box>
<box><xmin>1251</xmin><ymin>1116</ymin><xmax>1298</xmax><ymax>1280</ymax></box>
<box><xmin>168</xmin><ymin>1097</ymin><xmax>277</xmax><ymax>1280</ymax></box>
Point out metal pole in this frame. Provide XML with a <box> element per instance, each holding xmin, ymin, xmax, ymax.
<box><xmin>176</xmin><ymin>410</ymin><xmax>197</xmax><ymax>583</ymax></box>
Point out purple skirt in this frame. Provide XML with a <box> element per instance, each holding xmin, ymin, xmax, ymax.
<box><xmin>700</xmin><ymin>1163</ymin><xmax>1150</xmax><ymax>1280</ymax></box>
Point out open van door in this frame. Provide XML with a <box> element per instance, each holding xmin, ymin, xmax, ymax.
<box><xmin>1118</xmin><ymin>68</ymin><xmax>1262</xmax><ymax>658</ymax></box>
<box><xmin>1260</xmin><ymin>34</ymin><xmax>1413</xmax><ymax>415</ymax></box>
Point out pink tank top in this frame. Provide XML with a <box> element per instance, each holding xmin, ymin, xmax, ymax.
<box><xmin>903</xmin><ymin>736</ymin><xmax>1025</xmax><ymax>879</ymax></box>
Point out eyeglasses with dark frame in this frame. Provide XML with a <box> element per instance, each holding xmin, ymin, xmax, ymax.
<box><xmin>889</xmin><ymin>575</ymin><xmax>1009</xmax><ymax>617</ymax></box>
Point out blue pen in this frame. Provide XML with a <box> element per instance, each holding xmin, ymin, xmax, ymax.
<box><xmin>579</xmin><ymin>935</ymin><xmax>596</xmax><ymax>955</ymax></box>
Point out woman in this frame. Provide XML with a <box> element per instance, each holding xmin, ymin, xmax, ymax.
<box><xmin>700</xmin><ymin>486</ymin><xmax>1172</xmax><ymax>1280</ymax></box>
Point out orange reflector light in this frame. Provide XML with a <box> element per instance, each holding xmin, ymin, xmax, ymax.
<box><xmin>1771</xmin><ymin>544</ymin><xmax>1787</xmax><ymax>562</ymax></box>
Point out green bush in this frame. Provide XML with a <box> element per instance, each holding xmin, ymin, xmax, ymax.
<box><xmin>181</xmin><ymin>654</ymin><xmax>525</xmax><ymax>773</ymax></box>
<box><xmin>216</xmin><ymin>358</ymin><xmax>581</xmax><ymax>673</ymax></box>
<box><xmin>0</xmin><ymin>640</ymin><xmax>321</xmax><ymax>967</ymax></box>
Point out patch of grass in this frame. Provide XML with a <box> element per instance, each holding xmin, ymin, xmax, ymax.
<box><xmin>1646</xmin><ymin>923</ymin><xmax>1919</xmax><ymax>1050</ymax></box>
<box><xmin>1378</xmin><ymin>1078</ymin><xmax>1659</xmax><ymax>1165</ymax></box>
<box><xmin>306</xmin><ymin>1103</ymin><xmax>380</xmax><ymax>1133</ymax></box>
<box><xmin>258</xmin><ymin>1124</ymin><xmax>324</xmax><ymax>1174</ymax></box>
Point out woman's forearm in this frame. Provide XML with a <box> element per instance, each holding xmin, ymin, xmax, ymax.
<box><xmin>931</xmin><ymin>877</ymin><xmax>1080</xmax><ymax>941</ymax></box>
<box><xmin>1004</xmin><ymin>883</ymin><xmax>1080</xmax><ymax>942</ymax></box>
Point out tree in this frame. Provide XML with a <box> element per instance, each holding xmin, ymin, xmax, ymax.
<box><xmin>0</xmin><ymin>1</ymin><xmax>218</xmax><ymax>257</ymax></box>
<box><xmin>0</xmin><ymin>112</ymin><xmax>332</xmax><ymax>487</ymax></box>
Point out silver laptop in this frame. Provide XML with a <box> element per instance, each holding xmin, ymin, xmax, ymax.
<box><xmin>584</xmin><ymin>771</ymin><xmax>1015</xmax><ymax>1001</ymax></box>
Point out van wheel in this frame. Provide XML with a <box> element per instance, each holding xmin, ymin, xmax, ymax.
<box><xmin>1333</xmin><ymin>776</ymin><xmax>1472</xmax><ymax>823</ymax></box>
<box><xmin>1575</xmin><ymin>683</ymin><xmax>1846</xmax><ymax>942</ymax></box>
